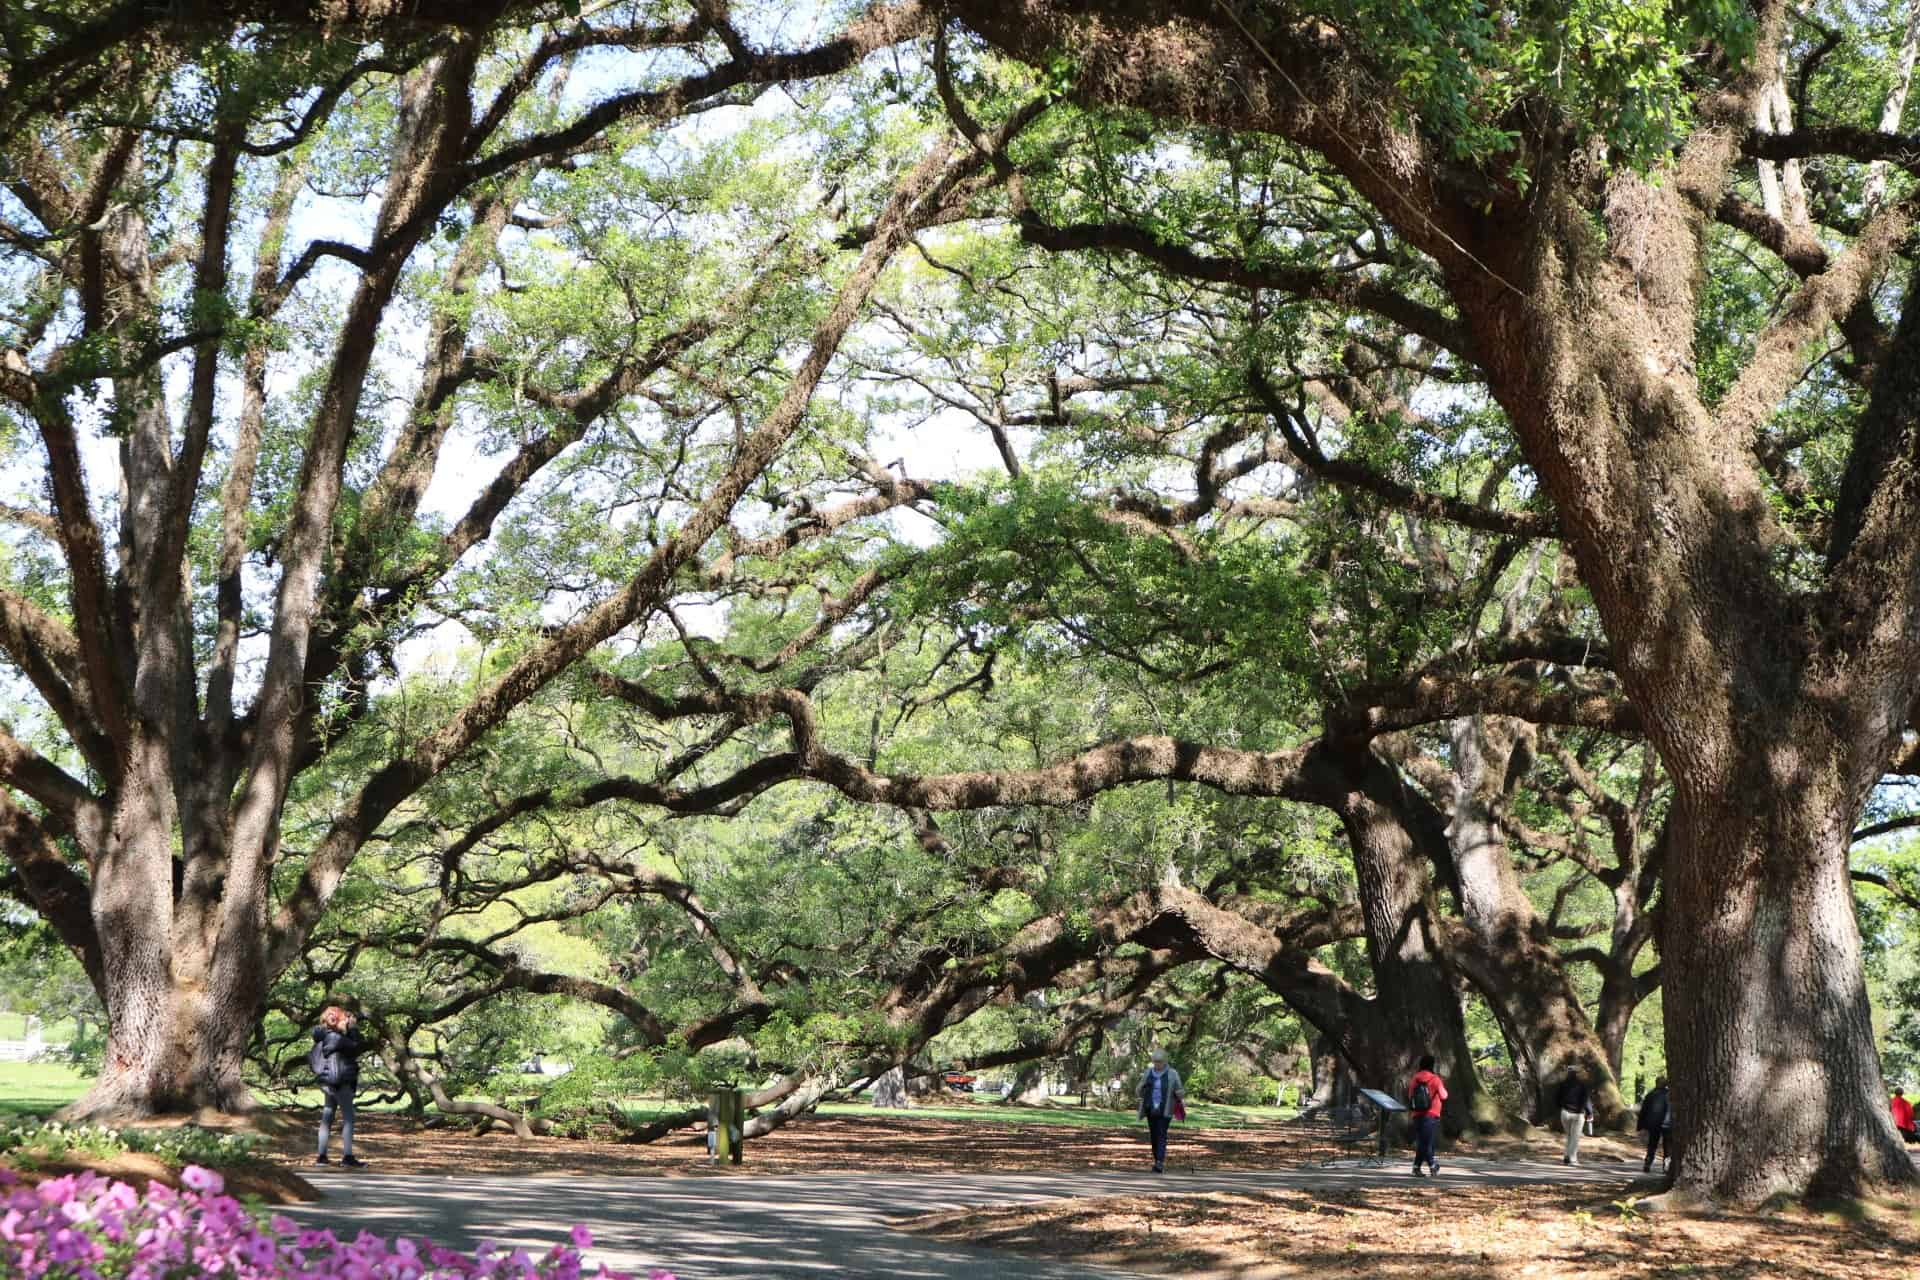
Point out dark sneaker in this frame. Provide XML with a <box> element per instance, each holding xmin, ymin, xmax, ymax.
<box><xmin>1430</xmin><ymin>1164</ymin><xmax>1441</xmax><ymax>1176</ymax></box>
<box><xmin>342</xmin><ymin>1156</ymin><xmax>366</xmax><ymax>1168</ymax></box>
<box><xmin>314</xmin><ymin>1154</ymin><xmax>329</xmax><ymax>1165</ymax></box>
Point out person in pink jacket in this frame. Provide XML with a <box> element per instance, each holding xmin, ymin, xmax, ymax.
<box><xmin>1406</xmin><ymin>1054</ymin><xmax>1448</xmax><ymax>1177</ymax></box>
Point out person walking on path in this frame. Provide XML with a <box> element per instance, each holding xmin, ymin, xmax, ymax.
<box><xmin>1406</xmin><ymin>1054</ymin><xmax>1447</xmax><ymax>1177</ymax></box>
<box><xmin>1893</xmin><ymin>1087</ymin><xmax>1918</xmax><ymax>1144</ymax></box>
<box><xmin>1637</xmin><ymin>1077</ymin><xmax>1672</xmax><ymax>1172</ymax></box>
<box><xmin>312</xmin><ymin>1005</ymin><xmax>368</xmax><ymax>1167</ymax></box>
<box><xmin>1556</xmin><ymin>1070</ymin><xmax>1593</xmax><ymax>1166</ymax></box>
<box><xmin>1136</xmin><ymin>1048</ymin><xmax>1186</xmax><ymax>1173</ymax></box>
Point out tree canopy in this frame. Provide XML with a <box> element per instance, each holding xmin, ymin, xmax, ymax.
<box><xmin>3</xmin><ymin>0</ymin><xmax>1920</xmax><ymax>1209</ymax></box>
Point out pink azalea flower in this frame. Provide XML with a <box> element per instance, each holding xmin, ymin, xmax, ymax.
<box><xmin>180</xmin><ymin>1166</ymin><xmax>224</xmax><ymax>1195</ymax></box>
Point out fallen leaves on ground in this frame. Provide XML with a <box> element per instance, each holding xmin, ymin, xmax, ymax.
<box><xmin>900</xmin><ymin>1182</ymin><xmax>1920</xmax><ymax>1279</ymax></box>
<box><xmin>258</xmin><ymin>1106</ymin><xmax>1361</xmax><ymax>1176</ymax></box>
<box><xmin>251</xmin><ymin>1108</ymin><xmax>1919</xmax><ymax>1275</ymax></box>
<box><xmin>256</xmin><ymin>1106</ymin><xmax>1653</xmax><ymax>1178</ymax></box>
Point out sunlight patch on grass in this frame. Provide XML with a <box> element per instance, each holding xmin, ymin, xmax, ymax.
<box><xmin>0</xmin><ymin>1060</ymin><xmax>91</xmax><ymax>1119</ymax></box>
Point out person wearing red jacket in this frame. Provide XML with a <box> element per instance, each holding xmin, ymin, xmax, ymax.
<box><xmin>1406</xmin><ymin>1054</ymin><xmax>1448</xmax><ymax>1177</ymax></box>
<box><xmin>1893</xmin><ymin>1087</ymin><xmax>1917</xmax><ymax>1143</ymax></box>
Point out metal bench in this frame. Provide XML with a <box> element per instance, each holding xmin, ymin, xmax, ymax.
<box><xmin>1294</xmin><ymin>1100</ymin><xmax>1383</xmax><ymax>1167</ymax></box>
<box><xmin>1297</xmin><ymin>1088</ymin><xmax>1409</xmax><ymax>1168</ymax></box>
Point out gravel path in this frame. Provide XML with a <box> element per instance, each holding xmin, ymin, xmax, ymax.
<box><xmin>284</xmin><ymin>1155</ymin><xmax>1645</xmax><ymax>1279</ymax></box>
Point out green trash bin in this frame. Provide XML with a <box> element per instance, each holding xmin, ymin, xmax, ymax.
<box><xmin>708</xmin><ymin>1087</ymin><xmax>744</xmax><ymax>1164</ymax></box>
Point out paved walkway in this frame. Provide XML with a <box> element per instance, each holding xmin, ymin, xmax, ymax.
<box><xmin>285</xmin><ymin>1156</ymin><xmax>1645</xmax><ymax>1279</ymax></box>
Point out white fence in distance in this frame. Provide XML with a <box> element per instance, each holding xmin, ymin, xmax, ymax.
<box><xmin>0</xmin><ymin>1036</ymin><xmax>69</xmax><ymax>1066</ymax></box>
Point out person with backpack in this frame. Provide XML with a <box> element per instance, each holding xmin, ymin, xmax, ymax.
<box><xmin>1406</xmin><ymin>1053</ymin><xmax>1447</xmax><ymax>1177</ymax></box>
<box><xmin>1556</xmin><ymin>1069</ymin><xmax>1593</xmax><ymax>1166</ymax></box>
<box><xmin>1136</xmin><ymin>1048</ymin><xmax>1186</xmax><ymax>1173</ymax></box>
<box><xmin>311</xmin><ymin>1005</ymin><xmax>368</xmax><ymax>1167</ymax></box>
<box><xmin>1637</xmin><ymin>1077</ymin><xmax>1672</xmax><ymax>1172</ymax></box>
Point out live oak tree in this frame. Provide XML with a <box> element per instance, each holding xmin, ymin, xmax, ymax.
<box><xmin>10</xmin><ymin>0</ymin><xmax>1920</xmax><ymax>1209</ymax></box>
<box><xmin>0</xmin><ymin>1</ymin><xmax>1038</xmax><ymax>1120</ymax></box>
<box><xmin>928</xmin><ymin>0</ymin><xmax>1920</xmax><ymax>1204</ymax></box>
<box><xmin>828</xmin><ymin>192</ymin><xmax>1652</xmax><ymax>1134</ymax></box>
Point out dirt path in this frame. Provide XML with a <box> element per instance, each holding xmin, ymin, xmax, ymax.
<box><xmin>284</xmin><ymin>1157</ymin><xmax>1651</xmax><ymax>1279</ymax></box>
<box><xmin>266</xmin><ymin>1108</ymin><xmax>1917</xmax><ymax>1278</ymax></box>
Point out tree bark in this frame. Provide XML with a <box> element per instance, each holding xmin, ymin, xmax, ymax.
<box><xmin>1298</xmin><ymin>740</ymin><xmax>1504</xmax><ymax>1135</ymax></box>
<box><xmin>1661</xmin><ymin>758</ymin><xmax>1911</xmax><ymax>1202</ymax></box>
<box><xmin>1444</xmin><ymin>717</ymin><xmax>1627</xmax><ymax>1127</ymax></box>
<box><xmin>871</xmin><ymin>1066</ymin><xmax>910</xmax><ymax>1108</ymax></box>
<box><xmin>1306</xmin><ymin>1034</ymin><xmax>1351</xmax><ymax>1111</ymax></box>
<box><xmin>1008</xmin><ymin>1061</ymin><xmax>1050</xmax><ymax>1105</ymax></box>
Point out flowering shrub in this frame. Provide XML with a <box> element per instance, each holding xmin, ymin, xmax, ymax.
<box><xmin>0</xmin><ymin>1120</ymin><xmax>261</xmax><ymax>1168</ymax></box>
<box><xmin>0</xmin><ymin>1165</ymin><xmax>675</xmax><ymax>1279</ymax></box>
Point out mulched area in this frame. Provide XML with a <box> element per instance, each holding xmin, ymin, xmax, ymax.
<box><xmin>2</xmin><ymin>1151</ymin><xmax>318</xmax><ymax>1203</ymax></box>
<box><xmin>255</xmin><ymin>1106</ymin><xmax>1346</xmax><ymax>1177</ymax></box>
<box><xmin>899</xmin><ymin>1182</ymin><xmax>1920</xmax><ymax>1279</ymax></box>
<box><xmin>254</xmin><ymin>1098</ymin><xmax>1654</xmax><ymax>1179</ymax></box>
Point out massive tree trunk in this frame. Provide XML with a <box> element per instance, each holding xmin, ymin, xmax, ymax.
<box><xmin>1306</xmin><ymin>1034</ymin><xmax>1352</xmax><ymax>1111</ymax></box>
<box><xmin>1300</xmin><ymin>741</ymin><xmax>1504</xmax><ymax>1135</ymax></box>
<box><xmin>1007</xmin><ymin>1061</ymin><xmax>1051</xmax><ymax>1105</ymax></box>
<box><xmin>1661</xmin><ymin>746</ymin><xmax>1910</xmax><ymax>1202</ymax></box>
<box><xmin>1443</xmin><ymin>717</ymin><xmax>1626</xmax><ymax>1127</ymax></box>
<box><xmin>871</xmin><ymin>1067</ymin><xmax>910</xmax><ymax>1109</ymax></box>
<box><xmin>1458</xmin><ymin>200</ymin><xmax>1920</xmax><ymax>1200</ymax></box>
<box><xmin>1458</xmin><ymin>179</ymin><xmax>1920</xmax><ymax>1199</ymax></box>
<box><xmin>83</xmin><ymin>832</ymin><xmax>264</xmax><ymax>1119</ymax></box>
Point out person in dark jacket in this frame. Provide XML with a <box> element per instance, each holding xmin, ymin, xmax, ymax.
<box><xmin>1637</xmin><ymin>1077</ymin><xmax>1672</xmax><ymax>1172</ymax></box>
<box><xmin>312</xmin><ymin>1005</ymin><xmax>368</xmax><ymax>1167</ymax></box>
<box><xmin>1556</xmin><ymin>1070</ymin><xmax>1593</xmax><ymax>1166</ymax></box>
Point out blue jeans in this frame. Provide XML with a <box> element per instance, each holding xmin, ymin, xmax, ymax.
<box><xmin>318</xmin><ymin>1082</ymin><xmax>356</xmax><ymax>1158</ymax></box>
<box><xmin>1413</xmin><ymin>1114</ymin><xmax>1440</xmax><ymax>1172</ymax></box>
<box><xmin>1146</xmin><ymin>1114</ymin><xmax>1171</xmax><ymax>1167</ymax></box>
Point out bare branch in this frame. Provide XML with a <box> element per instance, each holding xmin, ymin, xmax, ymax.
<box><xmin>1250</xmin><ymin>368</ymin><xmax>1557</xmax><ymax>539</ymax></box>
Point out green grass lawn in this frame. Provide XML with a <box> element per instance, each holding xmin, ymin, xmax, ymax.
<box><xmin>0</xmin><ymin>1060</ymin><xmax>90</xmax><ymax>1120</ymax></box>
<box><xmin>0</xmin><ymin>1012</ymin><xmax>77</xmax><ymax>1041</ymax></box>
<box><xmin>818</xmin><ymin>1097</ymin><xmax>1295</xmax><ymax>1130</ymax></box>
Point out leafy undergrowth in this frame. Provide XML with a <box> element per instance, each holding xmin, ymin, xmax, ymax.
<box><xmin>0</xmin><ymin>1118</ymin><xmax>319</xmax><ymax>1204</ymax></box>
<box><xmin>0</xmin><ymin>1117</ymin><xmax>263</xmax><ymax>1168</ymax></box>
<box><xmin>900</xmin><ymin>1182</ymin><xmax>1920</xmax><ymax>1279</ymax></box>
